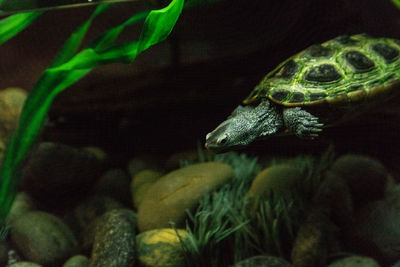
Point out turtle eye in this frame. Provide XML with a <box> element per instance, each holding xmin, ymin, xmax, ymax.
<box><xmin>218</xmin><ymin>137</ymin><xmax>227</xmax><ymax>145</ymax></box>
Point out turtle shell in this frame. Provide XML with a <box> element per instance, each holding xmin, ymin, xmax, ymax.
<box><xmin>243</xmin><ymin>34</ymin><xmax>400</xmax><ymax>107</ymax></box>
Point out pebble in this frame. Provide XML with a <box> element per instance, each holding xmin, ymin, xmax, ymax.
<box><xmin>0</xmin><ymin>241</ymin><xmax>8</xmax><ymax>266</ymax></box>
<box><xmin>232</xmin><ymin>255</ymin><xmax>292</xmax><ymax>267</ymax></box>
<box><xmin>291</xmin><ymin>170</ymin><xmax>352</xmax><ymax>267</ymax></box>
<box><xmin>20</xmin><ymin>142</ymin><xmax>104</xmax><ymax>200</ymax></box>
<box><xmin>313</xmin><ymin>171</ymin><xmax>354</xmax><ymax>229</ymax></box>
<box><xmin>64</xmin><ymin>195</ymin><xmax>124</xmax><ymax>236</ymax></box>
<box><xmin>136</xmin><ymin>228</ymin><xmax>188</xmax><ymax>267</ymax></box>
<box><xmin>10</xmin><ymin>211</ymin><xmax>79</xmax><ymax>266</ymax></box>
<box><xmin>62</xmin><ymin>255</ymin><xmax>89</xmax><ymax>267</ymax></box>
<box><xmin>327</xmin><ymin>255</ymin><xmax>380</xmax><ymax>267</ymax></box>
<box><xmin>127</xmin><ymin>156</ymin><xmax>162</xmax><ymax>177</ymax></box>
<box><xmin>7</xmin><ymin>249</ymin><xmax>22</xmax><ymax>265</ymax></box>
<box><xmin>347</xmin><ymin>200</ymin><xmax>400</xmax><ymax>265</ymax></box>
<box><xmin>82</xmin><ymin>146</ymin><xmax>108</xmax><ymax>161</ymax></box>
<box><xmin>79</xmin><ymin>217</ymin><xmax>100</xmax><ymax>254</ymax></box>
<box><xmin>79</xmin><ymin>216</ymin><xmax>102</xmax><ymax>255</ymax></box>
<box><xmin>130</xmin><ymin>169</ymin><xmax>163</xmax><ymax>209</ymax></box>
<box><xmin>6</xmin><ymin>192</ymin><xmax>36</xmax><ymax>225</ymax></box>
<box><xmin>89</xmin><ymin>209</ymin><xmax>137</xmax><ymax>267</ymax></box>
<box><xmin>329</xmin><ymin>154</ymin><xmax>388</xmax><ymax>209</ymax></box>
<box><xmin>385</xmin><ymin>181</ymin><xmax>400</xmax><ymax>211</ymax></box>
<box><xmin>290</xmin><ymin>210</ymin><xmax>330</xmax><ymax>267</ymax></box>
<box><xmin>247</xmin><ymin>164</ymin><xmax>304</xmax><ymax>199</ymax></box>
<box><xmin>392</xmin><ymin>259</ymin><xmax>400</xmax><ymax>267</ymax></box>
<box><xmin>164</xmin><ymin>150</ymin><xmax>199</xmax><ymax>170</ymax></box>
<box><xmin>92</xmin><ymin>169</ymin><xmax>131</xmax><ymax>206</ymax></box>
<box><xmin>8</xmin><ymin>262</ymin><xmax>43</xmax><ymax>267</ymax></box>
<box><xmin>0</xmin><ymin>87</ymin><xmax>27</xmax><ymax>140</ymax></box>
<box><xmin>137</xmin><ymin>162</ymin><xmax>234</xmax><ymax>232</ymax></box>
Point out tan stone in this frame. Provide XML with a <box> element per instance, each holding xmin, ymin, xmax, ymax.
<box><xmin>247</xmin><ymin>164</ymin><xmax>304</xmax><ymax>199</ymax></box>
<box><xmin>137</xmin><ymin>162</ymin><xmax>234</xmax><ymax>232</ymax></box>
<box><xmin>0</xmin><ymin>87</ymin><xmax>27</xmax><ymax>140</ymax></box>
<box><xmin>131</xmin><ymin>169</ymin><xmax>163</xmax><ymax>209</ymax></box>
<box><xmin>136</xmin><ymin>228</ymin><xmax>188</xmax><ymax>267</ymax></box>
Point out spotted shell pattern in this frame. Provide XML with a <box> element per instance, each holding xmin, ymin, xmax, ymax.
<box><xmin>244</xmin><ymin>34</ymin><xmax>400</xmax><ymax>107</ymax></box>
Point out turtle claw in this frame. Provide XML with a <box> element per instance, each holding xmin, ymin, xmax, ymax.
<box><xmin>283</xmin><ymin>107</ymin><xmax>324</xmax><ymax>139</ymax></box>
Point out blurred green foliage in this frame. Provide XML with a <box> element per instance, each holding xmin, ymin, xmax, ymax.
<box><xmin>392</xmin><ymin>0</ymin><xmax>400</xmax><ymax>9</ymax></box>
<box><xmin>0</xmin><ymin>0</ymin><xmax>184</xmax><ymax>232</ymax></box>
<box><xmin>0</xmin><ymin>11</ymin><xmax>42</xmax><ymax>44</ymax></box>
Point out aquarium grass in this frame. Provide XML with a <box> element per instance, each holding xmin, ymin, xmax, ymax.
<box><xmin>0</xmin><ymin>0</ymin><xmax>184</xmax><ymax>235</ymax></box>
<box><xmin>177</xmin><ymin>148</ymin><xmax>334</xmax><ymax>266</ymax></box>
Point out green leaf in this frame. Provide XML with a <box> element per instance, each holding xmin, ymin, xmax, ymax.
<box><xmin>0</xmin><ymin>11</ymin><xmax>43</xmax><ymax>45</ymax></box>
<box><xmin>392</xmin><ymin>0</ymin><xmax>400</xmax><ymax>9</ymax></box>
<box><xmin>0</xmin><ymin>0</ymin><xmax>184</xmax><ymax>228</ymax></box>
<box><xmin>137</xmin><ymin>0</ymin><xmax>184</xmax><ymax>54</ymax></box>
<box><xmin>89</xmin><ymin>9</ymin><xmax>148</xmax><ymax>52</ymax></box>
<box><xmin>50</xmin><ymin>4</ymin><xmax>111</xmax><ymax>67</ymax></box>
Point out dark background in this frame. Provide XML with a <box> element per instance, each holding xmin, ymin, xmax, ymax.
<box><xmin>1</xmin><ymin>0</ymin><xmax>400</xmax><ymax>167</ymax></box>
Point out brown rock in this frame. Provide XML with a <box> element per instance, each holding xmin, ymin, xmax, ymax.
<box><xmin>0</xmin><ymin>240</ymin><xmax>8</xmax><ymax>266</ymax></box>
<box><xmin>291</xmin><ymin>171</ymin><xmax>351</xmax><ymax>267</ymax></box>
<box><xmin>314</xmin><ymin>171</ymin><xmax>354</xmax><ymax>229</ymax></box>
<box><xmin>79</xmin><ymin>216</ymin><xmax>101</xmax><ymax>254</ymax></box>
<box><xmin>291</xmin><ymin>209</ymin><xmax>329</xmax><ymax>267</ymax></box>
<box><xmin>21</xmin><ymin>142</ymin><xmax>104</xmax><ymax>200</ymax></box>
<box><xmin>347</xmin><ymin>200</ymin><xmax>400</xmax><ymax>265</ymax></box>
<box><xmin>329</xmin><ymin>154</ymin><xmax>388</xmax><ymax>208</ymax></box>
<box><xmin>65</xmin><ymin>195</ymin><xmax>123</xmax><ymax>236</ymax></box>
<box><xmin>92</xmin><ymin>169</ymin><xmax>131</xmax><ymax>206</ymax></box>
<box><xmin>137</xmin><ymin>162</ymin><xmax>234</xmax><ymax>232</ymax></box>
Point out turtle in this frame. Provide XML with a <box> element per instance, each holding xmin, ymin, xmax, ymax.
<box><xmin>205</xmin><ymin>34</ymin><xmax>400</xmax><ymax>151</ymax></box>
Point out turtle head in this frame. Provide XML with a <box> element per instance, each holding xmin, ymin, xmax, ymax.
<box><xmin>205</xmin><ymin>100</ymin><xmax>284</xmax><ymax>152</ymax></box>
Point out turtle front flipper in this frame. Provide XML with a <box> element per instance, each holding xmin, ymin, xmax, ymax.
<box><xmin>283</xmin><ymin>107</ymin><xmax>324</xmax><ymax>139</ymax></box>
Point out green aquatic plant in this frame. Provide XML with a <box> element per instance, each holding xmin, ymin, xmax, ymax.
<box><xmin>0</xmin><ymin>0</ymin><xmax>184</xmax><ymax>232</ymax></box>
<box><xmin>179</xmin><ymin>148</ymin><xmax>333</xmax><ymax>266</ymax></box>
<box><xmin>392</xmin><ymin>0</ymin><xmax>400</xmax><ymax>9</ymax></box>
<box><xmin>0</xmin><ymin>11</ymin><xmax>42</xmax><ymax>45</ymax></box>
<box><xmin>180</xmin><ymin>151</ymin><xmax>261</xmax><ymax>266</ymax></box>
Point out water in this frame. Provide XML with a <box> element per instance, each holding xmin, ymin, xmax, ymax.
<box><xmin>0</xmin><ymin>0</ymin><xmax>138</xmax><ymax>14</ymax></box>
